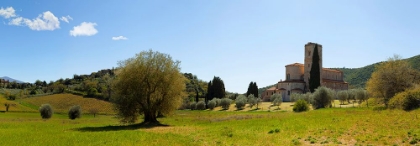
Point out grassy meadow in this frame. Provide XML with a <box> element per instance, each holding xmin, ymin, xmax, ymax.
<box><xmin>1</xmin><ymin>105</ymin><xmax>420</xmax><ymax>145</ymax></box>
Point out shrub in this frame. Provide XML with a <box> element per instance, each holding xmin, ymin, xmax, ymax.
<box><xmin>207</xmin><ymin>100</ymin><xmax>216</xmax><ymax>110</ymax></box>
<box><xmin>30</xmin><ymin>90</ymin><xmax>37</xmax><ymax>95</ymax></box>
<box><xmin>293</xmin><ymin>99</ymin><xmax>309</xmax><ymax>112</ymax></box>
<box><xmin>312</xmin><ymin>86</ymin><xmax>333</xmax><ymax>109</ymax></box>
<box><xmin>87</xmin><ymin>88</ymin><xmax>98</xmax><ymax>97</ymax></box>
<box><xmin>220</xmin><ymin>98</ymin><xmax>232</xmax><ymax>110</ymax></box>
<box><xmin>189</xmin><ymin>102</ymin><xmax>197</xmax><ymax>110</ymax></box>
<box><xmin>68</xmin><ymin>105</ymin><xmax>82</xmax><ymax>120</ymax></box>
<box><xmin>7</xmin><ymin>95</ymin><xmax>16</xmax><ymax>100</ymax></box>
<box><xmin>389</xmin><ymin>88</ymin><xmax>420</xmax><ymax>111</ymax></box>
<box><xmin>39</xmin><ymin>104</ymin><xmax>53</xmax><ymax>119</ymax></box>
<box><xmin>196</xmin><ymin>101</ymin><xmax>206</xmax><ymax>110</ymax></box>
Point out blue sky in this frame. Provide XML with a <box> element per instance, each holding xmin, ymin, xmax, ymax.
<box><xmin>1</xmin><ymin>1</ymin><xmax>420</xmax><ymax>93</ymax></box>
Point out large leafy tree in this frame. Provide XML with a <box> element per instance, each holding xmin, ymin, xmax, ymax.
<box><xmin>366</xmin><ymin>55</ymin><xmax>417</xmax><ymax>107</ymax></box>
<box><xmin>309</xmin><ymin>44</ymin><xmax>321</xmax><ymax>93</ymax></box>
<box><xmin>112</xmin><ymin>50</ymin><xmax>186</xmax><ymax>124</ymax></box>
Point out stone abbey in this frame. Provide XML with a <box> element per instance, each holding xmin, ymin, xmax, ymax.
<box><xmin>261</xmin><ymin>42</ymin><xmax>348</xmax><ymax>101</ymax></box>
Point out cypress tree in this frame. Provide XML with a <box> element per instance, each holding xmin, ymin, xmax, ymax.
<box><xmin>206</xmin><ymin>81</ymin><xmax>213</xmax><ymax>101</ymax></box>
<box><xmin>246</xmin><ymin>82</ymin><xmax>253</xmax><ymax>97</ymax></box>
<box><xmin>309</xmin><ymin>44</ymin><xmax>321</xmax><ymax>93</ymax></box>
<box><xmin>211</xmin><ymin>76</ymin><xmax>225</xmax><ymax>99</ymax></box>
<box><xmin>253</xmin><ymin>82</ymin><xmax>259</xmax><ymax>98</ymax></box>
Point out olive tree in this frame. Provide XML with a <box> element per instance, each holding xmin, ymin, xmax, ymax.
<box><xmin>271</xmin><ymin>93</ymin><xmax>282</xmax><ymax>109</ymax></box>
<box><xmin>68</xmin><ymin>105</ymin><xmax>82</xmax><ymax>120</ymax></box>
<box><xmin>235</xmin><ymin>95</ymin><xmax>247</xmax><ymax>110</ymax></box>
<box><xmin>312</xmin><ymin>86</ymin><xmax>333</xmax><ymax>109</ymax></box>
<box><xmin>39</xmin><ymin>104</ymin><xmax>53</xmax><ymax>119</ymax></box>
<box><xmin>247</xmin><ymin>94</ymin><xmax>257</xmax><ymax>109</ymax></box>
<box><xmin>337</xmin><ymin>90</ymin><xmax>348</xmax><ymax>105</ymax></box>
<box><xmin>112</xmin><ymin>50</ymin><xmax>187</xmax><ymax>124</ymax></box>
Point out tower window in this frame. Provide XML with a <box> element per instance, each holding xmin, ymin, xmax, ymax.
<box><xmin>288</xmin><ymin>91</ymin><xmax>290</xmax><ymax>95</ymax></box>
<box><xmin>308</xmin><ymin>51</ymin><xmax>311</xmax><ymax>56</ymax></box>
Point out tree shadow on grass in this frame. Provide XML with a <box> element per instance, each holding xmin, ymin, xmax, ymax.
<box><xmin>74</xmin><ymin>122</ymin><xmax>169</xmax><ymax>132</ymax></box>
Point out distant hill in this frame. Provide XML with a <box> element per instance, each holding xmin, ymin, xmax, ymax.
<box><xmin>332</xmin><ymin>54</ymin><xmax>420</xmax><ymax>88</ymax></box>
<box><xmin>0</xmin><ymin>76</ymin><xmax>25</xmax><ymax>83</ymax></box>
<box><xmin>258</xmin><ymin>54</ymin><xmax>420</xmax><ymax>93</ymax></box>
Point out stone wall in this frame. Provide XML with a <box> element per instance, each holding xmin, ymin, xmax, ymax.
<box><xmin>322</xmin><ymin>69</ymin><xmax>343</xmax><ymax>81</ymax></box>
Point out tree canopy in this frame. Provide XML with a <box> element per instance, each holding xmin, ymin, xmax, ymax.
<box><xmin>112</xmin><ymin>50</ymin><xmax>186</xmax><ymax>124</ymax></box>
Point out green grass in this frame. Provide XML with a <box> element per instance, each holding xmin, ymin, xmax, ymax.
<box><xmin>1</xmin><ymin>108</ymin><xmax>420</xmax><ymax>145</ymax></box>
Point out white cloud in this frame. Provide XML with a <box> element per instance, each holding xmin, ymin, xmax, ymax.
<box><xmin>8</xmin><ymin>17</ymin><xmax>23</xmax><ymax>25</ymax></box>
<box><xmin>60</xmin><ymin>15</ymin><xmax>72</xmax><ymax>23</ymax></box>
<box><xmin>0</xmin><ymin>7</ymin><xmax>16</xmax><ymax>18</ymax></box>
<box><xmin>70</xmin><ymin>22</ymin><xmax>98</xmax><ymax>37</ymax></box>
<box><xmin>112</xmin><ymin>36</ymin><xmax>128</xmax><ymax>40</ymax></box>
<box><xmin>9</xmin><ymin>11</ymin><xmax>60</xmax><ymax>31</ymax></box>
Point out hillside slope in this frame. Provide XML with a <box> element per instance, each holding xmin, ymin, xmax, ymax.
<box><xmin>0</xmin><ymin>95</ymin><xmax>36</xmax><ymax>112</ymax></box>
<box><xmin>21</xmin><ymin>94</ymin><xmax>115</xmax><ymax>114</ymax></box>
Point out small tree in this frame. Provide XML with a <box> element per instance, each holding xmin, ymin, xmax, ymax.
<box><xmin>293</xmin><ymin>99</ymin><xmax>309</xmax><ymax>112</ymax></box>
<box><xmin>355</xmin><ymin>88</ymin><xmax>368</xmax><ymax>105</ymax></box>
<box><xmin>247</xmin><ymin>94</ymin><xmax>257</xmax><ymax>109</ymax></box>
<box><xmin>39</xmin><ymin>104</ymin><xmax>53</xmax><ymax>119</ymax></box>
<box><xmin>255</xmin><ymin>95</ymin><xmax>262</xmax><ymax>109</ymax></box>
<box><xmin>196</xmin><ymin>101</ymin><xmax>206</xmax><ymax>110</ymax></box>
<box><xmin>312</xmin><ymin>87</ymin><xmax>333</xmax><ymax>109</ymax></box>
<box><xmin>4</xmin><ymin>103</ymin><xmax>10</xmax><ymax>112</ymax></box>
<box><xmin>290</xmin><ymin>93</ymin><xmax>301</xmax><ymax>102</ymax></box>
<box><xmin>220</xmin><ymin>98</ymin><xmax>232</xmax><ymax>110</ymax></box>
<box><xmin>68</xmin><ymin>105</ymin><xmax>82</xmax><ymax>120</ymax></box>
<box><xmin>271</xmin><ymin>93</ymin><xmax>282</xmax><ymax>109</ymax></box>
<box><xmin>88</xmin><ymin>108</ymin><xmax>99</xmax><ymax>117</ymax></box>
<box><xmin>337</xmin><ymin>90</ymin><xmax>348</xmax><ymax>106</ymax></box>
<box><xmin>235</xmin><ymin>95</ymin><xmax>247</xmax><ymax>110</ymax></box>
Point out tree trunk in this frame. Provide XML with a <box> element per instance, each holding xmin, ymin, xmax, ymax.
<box><xmin>143</xmin><ymin>111</ymin><xmax>159</xmax><ymax>124</ymax></box>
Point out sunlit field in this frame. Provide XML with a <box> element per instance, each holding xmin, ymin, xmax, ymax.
<box><xmin>1</xmin><ymin>107</ymin><xmax>419</xmax><ymax>146</ymax></box>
